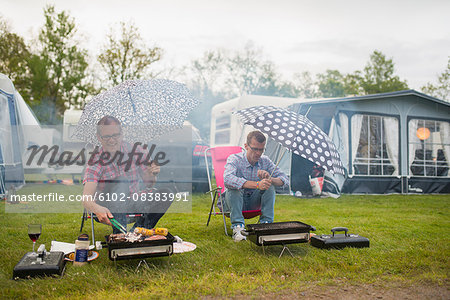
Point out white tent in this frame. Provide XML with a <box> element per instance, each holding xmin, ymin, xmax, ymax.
<box><xmin>0</xmin><ymin>73</ymin><xmax>41</xmax><ymax>196</ymax></box>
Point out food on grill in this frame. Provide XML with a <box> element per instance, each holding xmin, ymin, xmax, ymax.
<box><xmin>108</xmin><ymin>232</ymin><xmax>143</xmax><ymax>243</ymax></box>
<box><xmin>134</xmin><ymin>227</ymin><xmax>168</xmax><ymax>236</ymax></box>
<box><xmin>109</xmin><ymin>233</ymin><xmax>126</xmax><ymax>242</ymax></box>
<box><xmin>144</xmin><ymin>235</ymin><xmax>167</xmax><ymax>241</ymax></box>
<box><xmin>124</xmin><ymin>232</ymin><xmax>142</xmax><ymax>243</ymax></box>
<box><xmin>108</xmin><ymin>228</ymin><xmax>169</xmax><ymax>244</ymax></box>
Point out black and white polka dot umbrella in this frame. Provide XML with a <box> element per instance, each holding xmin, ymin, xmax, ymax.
<box><xmin>235</xmin><ymin>105</ymin><xmax>345</xmax><ymax>175</ymax></box>
<box><xmin>73</xmin><ymin>79</ymin><xmax>198</xmax><ymax>145</ymax></box>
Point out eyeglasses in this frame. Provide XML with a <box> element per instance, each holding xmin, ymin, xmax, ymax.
<box><xmin>100</xmin><ymin>133</ymin><xmax>122</xmax><ymax>141</ymax></box>
<box><xmin>248</xmin><ymin>145</ymin><xmax>265</xmax><ymax>153</ymax></box>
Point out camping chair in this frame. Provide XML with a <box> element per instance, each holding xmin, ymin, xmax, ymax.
<box><xmin>204</xmin><ymin>146</ymin><xmax>261</xmax><ymax>236</ymax></box>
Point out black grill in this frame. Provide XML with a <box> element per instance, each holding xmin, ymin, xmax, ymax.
<box><xmin>105</xmin><ymin>233</ymin><xmax>175</xmax><ymax>261</ymax></box>
<box><xmin>245</xmin><ymin>221</ymin><xmax>315</xmax><ymax>246</ymax></box>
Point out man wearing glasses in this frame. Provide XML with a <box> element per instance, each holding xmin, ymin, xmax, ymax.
<box><xmin>223</xmin><ymin>131</ymin><xmax>289</xmax><ymax>241</ymax></box>
<box><xmin>82</xmin><ymin>115</ymin><xmax>164</xmax><ymax>233</ymax></box>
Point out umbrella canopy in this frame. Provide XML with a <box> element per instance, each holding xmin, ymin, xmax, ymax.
<box><xmin>235</xmin><ymin>105</ymin><xmax>345</xmax><ymax>175</ymax></box>
<box><xmin>73</xmin><ymin>79</ymin><xmax>198</xmax><ymax>145</ymax></box>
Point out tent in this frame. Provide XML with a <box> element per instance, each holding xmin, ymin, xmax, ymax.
<box><xmin>0</xmin><ymin>73</ymin><xmax>40</xmax><ymax>197</ymax></box>
<box><xmin>289</xmin><ymin>90</ymin><xmax>450</xmax><ymax>194</ymax></box>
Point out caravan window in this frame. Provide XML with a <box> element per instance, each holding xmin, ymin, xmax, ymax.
<box><xmin>215</xmin><ymin>130</ymin><xmax>230</xmax><ymax>144</ymax></box>
<box><xmin>216</xmin><ymin>115</ymin><xmax>231</xmax><ymax>130</ymax></box>
<box><xmin>409</xmin><ymin>119</ymin><xmax>449</xmax><ymax>177</ymax></box>
<box><xmin>351</xmin><ymin>114</ymin><xmax>398</xmax><ymax>176</ymax></box>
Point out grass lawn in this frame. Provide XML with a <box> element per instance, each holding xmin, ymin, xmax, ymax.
<box><xmin>0</xmin><ymin>185</ymin><xmax>449</xmax><ymax>299</ymax></box>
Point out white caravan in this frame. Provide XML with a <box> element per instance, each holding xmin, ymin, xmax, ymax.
<box><xmin>210</xmin><ymin>94</ymin><xmax>300</xmax><ymax>147</ymax></box>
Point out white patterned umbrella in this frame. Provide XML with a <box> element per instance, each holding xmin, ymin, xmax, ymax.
<box><xmin>235</xmin><ymin>105</ymin><xmax>345</xmax><ymax>175</ymax></box>
<box><xmin>73</xmin><ymin>79</ymin><xmax>198</xmax><ymax>145</ymax></box>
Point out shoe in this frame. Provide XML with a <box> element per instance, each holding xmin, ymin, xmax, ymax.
<box><xmin>232</xmin><ymin>225</ymin><xmax>246</xmax><ymax>242</ymax></box>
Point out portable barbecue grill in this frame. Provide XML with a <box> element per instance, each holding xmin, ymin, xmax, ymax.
<box><xmin>243</xmin><ymin>221</ymin><xmax>315</xmax><ymax>257</ymax></box>
<box><xmin>104</xmin><ymin>233</ymin><xmax>175</xmax><ymax>262</ymax></box>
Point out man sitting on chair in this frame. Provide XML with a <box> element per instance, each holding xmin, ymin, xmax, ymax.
<box><xmin>82</xmin><ymin>115</ymin><xmax>168</xmax><ymax>233</ymax></box>
<box><xmin>223</xmin><ymin>131</ymin><xmax>289</xmax><ymax>242</ymax></box>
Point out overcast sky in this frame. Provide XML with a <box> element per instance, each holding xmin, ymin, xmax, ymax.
<box><xmin>2</xmin><ymin>0</ymin><xmax>450</xmax><ymax>90</ymax></box>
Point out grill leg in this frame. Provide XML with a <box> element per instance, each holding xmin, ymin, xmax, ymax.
<box><xmin>135</xmin><ymin>259</ymin><xmax>150</xmax><ymax>272</ymax></box>
<box><xmin>279</xmin><ymin>244</ymin><xmax>294</xmax><ymax>258</ymax></box>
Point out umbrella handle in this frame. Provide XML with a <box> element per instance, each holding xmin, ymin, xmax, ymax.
<box><xmin>269</xmin><ymin>148</ymin><xmax>287</xmax><ymax>179</ymax></box>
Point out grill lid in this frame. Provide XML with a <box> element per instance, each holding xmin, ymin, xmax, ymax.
<box><xmin>246</xmin><ymin>221</ymin><xmax>315</xmax><ymax>236</ymax></box>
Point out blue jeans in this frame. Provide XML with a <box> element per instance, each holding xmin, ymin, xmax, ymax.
<box><xmin>224</xmin><ymin>185</ymin><xmax>275</xmax><ymax>228</ymax></box>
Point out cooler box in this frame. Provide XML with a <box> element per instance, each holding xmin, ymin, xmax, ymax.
<box><xmin>310</xmin><ymin>227</ymin><xmax>369</xmax><ymax>249</ymax></box>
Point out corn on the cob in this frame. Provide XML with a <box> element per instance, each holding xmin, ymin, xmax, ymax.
<box><xmin>134</xmin><ymin>227</ymin><xmax>168</xmax><ymax>236</ymax></box>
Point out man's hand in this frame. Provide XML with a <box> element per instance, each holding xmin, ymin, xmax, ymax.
<box><xmin>148</xmin><ymin>163</ymin><xmax>161</xmax><ymax>176</ymax></box>
<box><xmin>257</xmin><ymin>170</ymin><xmax>270</xmax><ymax>180</ymax></box>
<box><xmin>148</xmin><ymin>161</ymin><xmax>160</xmax><ymax>176</ymax></box>
<box><xmin>95</xmin><ymin>206</ymin><xmax>113</xmax><ymax>226</ymax></box>
<box><xmin>258</xmin><ymin>178</ymin><xmax>272</xmax><ymax>190</ymax></box>
<box><xmin>142</xmin><ymin>161</ymin><xmax>160</xmax><ymax>188</ymax></box>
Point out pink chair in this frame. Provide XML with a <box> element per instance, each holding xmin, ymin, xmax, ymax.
<box><xmin>204</xmin><ymin>146</ymin><xmax>261</xmax><ymax>235</ymax></box>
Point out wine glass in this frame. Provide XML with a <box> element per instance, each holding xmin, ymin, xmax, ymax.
<box><xmin>28</xmin><ymin>224</ymin><xmax>42</xmax><ymax>253</ymax></box>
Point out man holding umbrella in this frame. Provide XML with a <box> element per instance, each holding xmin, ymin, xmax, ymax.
<box><xmin>74</xmin><ymin>79</ymin><xmax>199</xmax><ymax>233</ymax></box>
<box><xmin>82</xmin><ymin>115</ymin><xmax>167</xmax><ymax>233</ymax></box>
<box><xmin>223</xmin><ymin>131</ymin><xmax>289</xmax><ymax>242</ymax></box>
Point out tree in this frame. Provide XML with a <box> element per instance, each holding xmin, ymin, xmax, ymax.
<box><xmin>314</xmin><ymin>51</ymin><xmax>408</xmax><ymax>98</ymax></box>
<box><xmin>189</xmin><ymin>50</ymin><xmax>225</xmax><ymax>99</ymax></box>
<box><xmin>316</xmin><ymin>69</ymin><xmax>347</xmax><ymax>98</ymax></box>
<box><xmin>292</xmin><ymin>71</ymin><xmax>318</xmax><ymax>99</ymax></box>
<box><xmin>186</xmin><ymin>44</ymin><xmax>301</xmax><ymax>139</ymax></box>
<box><xmin>421</xmin><ymin>57</ymin><xmax>449</xmax><ymax>101</ymax></box>
<box><xmin>360</xmin><ymin>50</ymin><xmax>408</xmax><ymax>94</ymax></box>
<box><xmin>28</xmin><ymin>5</ymin><xmax>93</xmax><ymax>124</ymax></box>
<box><xmin>343</xmin><ymin>71</ymin><xmax>364</xmax><ymax>96</ymax></box>
<box><xmin>0</xmin><ymin>17</ymin><xmax>32</xmax><ymax>100</ymax></box>
<box><xmin>183</xmin><ymin>50</ymin><xmax>227</xmax><ymax>140</ymax></box>
<box><xmin>224</xmin><ymin>42</ymin><xmax>282</xmax><ymax>97</ymax></box>
<box><xmin>98</xmin><ymin>21</ymin><xmax>163</xmax><ymax>87</ymax></box>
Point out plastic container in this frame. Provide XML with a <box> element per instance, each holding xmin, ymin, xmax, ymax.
<box><xmin>310</xmin><ymin>176</ymin><xmax>324</xmax><ymax>196</ymax></box>
<box><xmin>73</xmin><ymin>233</ymin><xmax>89</xmax><ymax>266</ymax></box>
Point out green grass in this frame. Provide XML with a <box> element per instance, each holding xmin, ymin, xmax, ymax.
<box><xmin>1</xmin><ymin>187</ymin><xmax>449</xmax><ymax>299</ymax></box>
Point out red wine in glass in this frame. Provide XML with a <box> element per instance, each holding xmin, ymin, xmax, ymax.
<box><xmin>28</xmin><ymin>233</ymin><xmax>41</xmax><ymax>242</ymax></box>
<box><xmin>28</xmin><ymin>224</ymin><xmax>42</xmax><ymax>253</ymax></box>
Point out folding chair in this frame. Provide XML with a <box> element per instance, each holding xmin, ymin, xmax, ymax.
<box><xmin>204</xmin><ymin>146</ymin><xmax>261</xmax><ymax>236</ymax></box>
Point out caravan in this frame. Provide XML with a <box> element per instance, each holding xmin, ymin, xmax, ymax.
<box><xmin>210</xmin><ymin>95</ymin><xmax>300</xmax><ymax>147</ymax></box>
